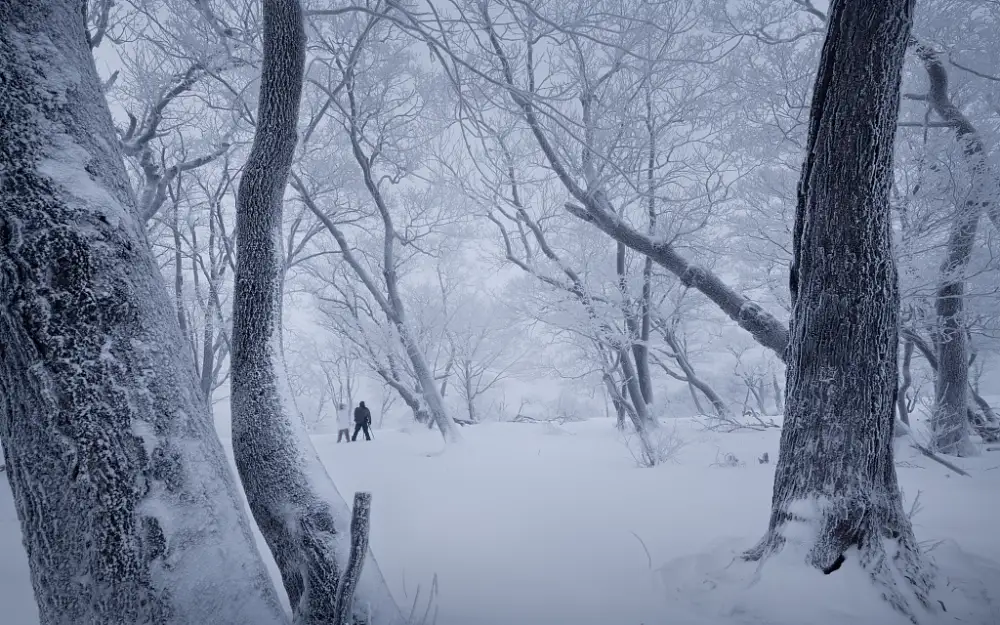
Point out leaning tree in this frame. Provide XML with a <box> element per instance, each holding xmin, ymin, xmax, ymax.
<box><xmin>229</xmin><ymin>0</ymin><xmax>405</xmax><ymax>622</ymax></box>
<box><xmin>745</xmin><ymin>0</ymin><xmax>936</xmax><ymax>620</ymax></box>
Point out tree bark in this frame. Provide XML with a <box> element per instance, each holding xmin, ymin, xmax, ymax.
<box><xmin>902</xmin><ymin>327</ymin><xmax>1000</xmax><ymax>441</ymax></box>
<box><xmin>200</xmin><ymin>210</ymin><xmax>221</xmax><ymax>400</ymax></box>
<box><xmin>0</xmin><ymin>1</ymin><xmax>287</xmax><ymax>623</ymax></box>
<box><xmin>770</xmin><ymin>370</ymin><xmax>784</xmax><ymax>414</ymax></box>
<box><xmin>897</xmin><ymin>339</ymin><xmax>914</xmax><ymax>427</ymax></box>
<box><xmin>618</xmin><ymin>344</ymin><xmax>652</xmax><ymax>425</ymax></box>
<box><xmin>915</xmin><ymin>45</ymin><xmax>989</xmax><ymax>456</ymax></box>
<box><xmin>229</xmin><ymin>1</ymin><xmax>403</xmax><ymax>623</ymax></box>
<box><xmin>617</xmin><ymin>243</ymin><xmax>653</xmax><ymax>405</ymax></box>
<box><xmin>639</xmin><ymin>85</ymin><xmax>657</xmax><ymax>406</ymax></box>
<box><xmin>747</xmin><ymin>0</ymin><xmax>934</xmax><ymax>618</ymax></box>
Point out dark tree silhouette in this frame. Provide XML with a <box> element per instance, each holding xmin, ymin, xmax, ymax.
<box><xmin>745</xmin><ymin>0</ymin><xmax>936</xmax><ymax>620</ymax></box>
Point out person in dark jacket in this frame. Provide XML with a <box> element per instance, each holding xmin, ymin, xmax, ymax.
<box><xmin>352</xmin><ymin>401</ymin><xmax>372</xmax><ymax>441</ymax></box>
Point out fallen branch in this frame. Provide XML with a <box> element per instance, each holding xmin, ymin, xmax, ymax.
<box><xmin>698</xmin><ymin>410</ymin><xmax>779</xmax><ymax>433</ymax></box>
<box><xmin>896</xmin><ymin>420</ymin><xmax>971</xmax><ymax>477</ymax></box>
<box><xmin>912</xmin><ymin>442</ymin><xmax>971</xmax><ymax>477</ymax></box>
<box><xmin>333</xmin><ymin>491</ymin><xmax>372</xmax><ymax>624</ymax></box>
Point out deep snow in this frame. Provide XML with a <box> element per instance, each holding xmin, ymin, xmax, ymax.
<box><xmin>2</xmin><ymin>409</ymin><xmax>999</xmax><ymax>625</ymax></box>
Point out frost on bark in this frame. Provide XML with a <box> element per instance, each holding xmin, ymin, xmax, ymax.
<box><xmin>915</xmin><ymin>45</ymin><xmax>993</xmax><ymax>456</ymax></box>
<box><xmin>746</xmin><ymin>0</ymin><xmax>936</xmax><ymax>620</ymax></box>
<box><xmin>0</xmin><ymin>1</ymin><xmax>287</xmax><ymax>623</ymax></box>
<box><xmin>229</xmin><ymin>0</ymin><xmax>403</xmax><ymax>623</ymax></box>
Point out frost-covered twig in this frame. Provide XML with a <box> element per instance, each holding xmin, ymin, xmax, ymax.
<box><xmin>698</xmin><ymin>410</ymin><xmax>779</xmax><ymax>433</ymax></box>
<box><xmin>710</xmin><ymin>449</ymin><xmax>745</xmax><ymax>468</ymax></box>
<box><xmin>906</xmin><ymin>489</ymin><xmax>924</xmax><ymax>520</ymax></box>
<box><xmin>628</xmin><ymin>531</ymin><xmax>653</xmax><ymax>569</ymax></box>
<box><xmin>334</xmin><ymin>492</ymin><xmax>372</xmax><ymax>625</ymax></box>
<box><xmin>405</xmin><ymin>573</ymin><xmax>439</xmax><ymax>625</ymax></box>
<box><xmin>419</xmin><ymin>575</ymin><xmax>438</xmax><ymax>625</ymax></box>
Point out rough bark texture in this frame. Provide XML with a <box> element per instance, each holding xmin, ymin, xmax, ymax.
<box><xmin>617</xmin><ymin>243</ymin><xmax>653</xmax><ymax>405</ymax></box>
<box><xmin>902</xmin><ymin>327</ymin><xmax>1000</xmax><ymax>442</ymax></box>
<box><xmin>0</xmin><ymin>1</ymin><xmax>288</xmax><ymax>623</ymax></box>
<box><xmin>747</xmin><ymin>0</ymin><xmax>935</xmax><ymax>619</ymax></box>
<box><xmin>229</xmin><ymin>1</ymin><xmax>403</xmax><ymax>623</ymax></box>
<box><xmin>897</xmin><ymin>340</ymin><xmax>914</xmax><ymax>427</ymax></box>
<box><xmin>915</xmin><ymin>45</ymin><xmax>991</xmax><ymax>456</ymax></box>
<box><xmin>333</xmin><ymin>492</ymin><xmax>372</xmax><ymax>625</ymax></box>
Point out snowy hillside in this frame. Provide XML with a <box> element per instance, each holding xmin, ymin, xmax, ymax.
<box><xmin>3</xmin><ymin>412</ymin><xmax>999</xmax><ymax>625</ymax></box>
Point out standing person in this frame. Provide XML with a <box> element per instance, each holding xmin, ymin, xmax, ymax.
<box><xmin>352</xmin><ymin>401</ymin><xmax>373</xmax><ymax>441</ymax></box>
<box><xmin>336</xmin><ymin>402</ymin><xmax>352</xmax><ymax>443</ymax></box>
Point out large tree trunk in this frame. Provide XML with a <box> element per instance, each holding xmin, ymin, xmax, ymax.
<box><xmin>229</xmin><ymin>1</ymin><xmax>403</xmax><ymax>623</ymax></box>
<box><xmin>746</xmin><ymin>0</ymin><xmax>935</xmax><ymax>619</ymax></box>
<box><xmin>0</xmin><ymin>1</ymin><xmax>287</xmax><ymax>623</ymax></box>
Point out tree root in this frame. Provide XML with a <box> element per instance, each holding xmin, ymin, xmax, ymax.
<box><xmin>744</xmin><ymin>497</ymin><xmax>938</xmax><ymax>624</ymax></box>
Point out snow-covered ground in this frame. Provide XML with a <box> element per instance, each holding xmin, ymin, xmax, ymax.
<box><xmin>2</xmin><ymin>412</ymin><xmax>999</xmax><ymax>625</ymax></box>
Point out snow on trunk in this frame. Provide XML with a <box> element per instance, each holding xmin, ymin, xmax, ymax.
<box><xmin>393</xmin><ymin>308</ymin><xmax>460</xmax><ymax>443</ymax></box>
<box><xmin>0</xmin><ymin>2</ymin><xmax>287</xmax><ymax>623</ymax></box>
<box><xmin>746</xmin><ymin>0</ymin><xmax>937</xmax><ymax>620</ymax></box>
<box><xmin>229</xmin><ymin>0</ymin><xmax>404</xmax><ymax>623</ymax></box>
<box><xmin>916</xmin><ymin>46</ymin><xmax>994</xmax><ymax>456</ymax></box>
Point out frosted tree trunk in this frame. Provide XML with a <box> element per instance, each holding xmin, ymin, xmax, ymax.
<box><xmin>617</xmin><ymin>243</ymin><xmax>652</xmax><ymax>405</ymax></box>
<box><xmin>655</xmin><ymin>325</ymin><xmax>729</xmax><ymax>418</ymax></box>
<box><xmin>0</xmin><ymin>2</ymin><xmax>288</xmax><ymax>623</ymax></box>
<box><xmin>901</xmin><ymin>327</ymin><xmax>999</xmax><ymax>440</ymax></box>
<box><xmin>897</xmin><ymin>340</ymin><xmax>914</xmax><ymax>428</ymax></box>
<box><xmin>393</xmin><ymin>304</ymin><xmax>459</xmax><ymax>442</ymax></box>
<box><xmin>199</xmin><ymin>213</ymin><xmax>220</xmax><ymax>400</ymax></box>
<box><xmin>618</xmin><ymin>346</ymin><xmax>652</xmax><ymax>426</ymax></box>
<box><xmin>916</xmin><ymin>46</ymin><xmax>990</xmax><ymax>456</ymax></box>
<box><xmin>229</xmin><ymin>0</ymin><xmax>403</xmax><ymax>623</ymax></box>
<box><xmin>746</xmin><ymin>0</ymin><xmax>935</xmax><ymax>619</ymax></box>
<box><xmin>462</xmin><ymin>361</ymin><xmax>479</xmax><ymax>422</ymax></box>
